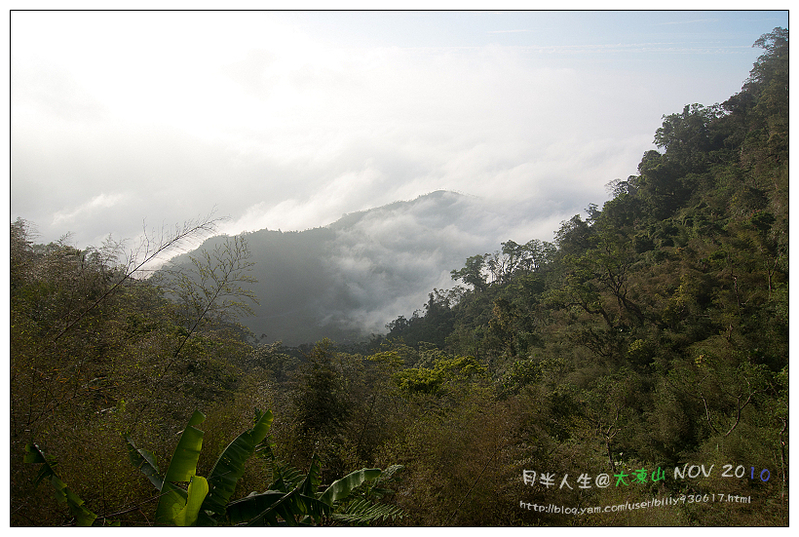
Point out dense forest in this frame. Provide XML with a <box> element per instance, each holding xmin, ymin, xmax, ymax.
<box><xmin>9</xmin><ymin>28</ymin><xmax>787</xmax><ymax>526</ymax></box>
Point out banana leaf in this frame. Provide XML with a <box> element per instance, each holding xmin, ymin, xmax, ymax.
<box><xmin>226</xmin><ymin>488</ymin><xmax>327</xmax><ymax>526</ymax></box>
<box><xmin>154</xmin><ymin>410</ymin><xmax>207</xmax><ymax>525</ymax></box>
<box><xmin>200</xmin><ymin>409</ymin><xmax>273</xmax><ymax>520</ymax></box>
<box><xmin>174</xmin><ymin>475</ymin><xmax>209</xmax><ymax>526</ymax></box>
<box><xmin>24</xmin><ymin>443</ymin><xmax>97</xmax><ymax>526</ymax></box>
<box><xmin>318</xmin><ymin>467</ymin><xmax>382</xmax><ymax>506</ymax></box>
<box><xmin>226</xmin><ymin>455</ymin><xmax>328</xmax><ymax>526</ymax></box>
<box><xmin>123</xmin><ymin>434</ymin><xmax>163</xmax><ymax>490</ymax></box>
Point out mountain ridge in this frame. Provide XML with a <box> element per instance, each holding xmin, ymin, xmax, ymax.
<box><xmin>167</xmin><ymin>190</ymin><xmax>538</xmax><ymax>345</ymax></box>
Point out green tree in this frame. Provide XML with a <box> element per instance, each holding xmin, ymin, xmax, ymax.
<box><xmin>451</xmin><ymin>254</ymin><xmax>488</xmax><ymax>292</ymax></box>
<box><xmin>290</xmin><ymin>340</ymin><xmax>352</xmax><ymax>457</ymax></box>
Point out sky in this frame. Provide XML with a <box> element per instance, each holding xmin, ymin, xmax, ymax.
<box><xmin>10</xmin><ymin>8</ymin><xmax>789</xmax><ymax>254</ymax></box>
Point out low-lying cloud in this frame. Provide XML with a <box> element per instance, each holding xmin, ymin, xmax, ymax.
<box><xmin>12</xmin><ymin>11</ymin><xmax>770</xmax><ymax>258</ymax></box>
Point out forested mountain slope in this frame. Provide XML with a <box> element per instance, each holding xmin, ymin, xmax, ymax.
<box><xmin>390</xmin><ymin>28</ymin><xmax>788</xmax><ymax>374</ymax></box>
<box><xmin>378</xmin><ymin>26</ymin><xmax>788</xmax><ymax>523</ymax></box>
<box><xmin>10</xmin><ymin>28</ymin><xmax>787</xmax><ymax>527</ymax></box>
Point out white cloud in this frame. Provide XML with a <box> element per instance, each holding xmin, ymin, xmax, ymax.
<box><xmin>51</xmin><ymin>193</ymin><xmax>127</xmax><ymax>227</ymax></box>
<box><xmin>11</xmin><ymin>11</ymin><xmax>777</xmax><ymax>252</ymax></box>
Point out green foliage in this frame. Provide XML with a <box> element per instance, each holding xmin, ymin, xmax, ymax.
<box><xmin>125</xmin><ymin>409</ymin><xmax>208</xmax><ymax>525</ymax></box>
<box><xmin>200</xmin><ymin>409</ymin><xmax>275</xmax><ymax>521</ymax></box>
<box><xmin>291</xmin><ymin>339</ymin><xmax>352</xmax><ymax>441</ymax></box>
<box><xmin>225</xmin><ymin>453</ymin><xmax>403</xmax><ymax>526</ymax></box>
<box><xmin>394</xmin><ymin>354</ymin><xmax>486</xmax><ymax>397</ymax></box>
<box><xmin>27</xmin><ymin>408</ymin><xmax>402</xmax><ymax>526</ymax></box>
<box><xmin>24</xmin><ymin>443</ymin><xmax>98</xmax><ymax>526</ymax></box>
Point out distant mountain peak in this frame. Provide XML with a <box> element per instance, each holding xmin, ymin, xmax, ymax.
<box><xmin>327</xmin><ymin>190</ymin><xmax>466</xmax><ymax>231</ymax></box>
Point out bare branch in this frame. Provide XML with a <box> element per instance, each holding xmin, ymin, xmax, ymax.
<box><xmin>52</xmin><ymin>214</ymin><xmax>222</xmax><ymax>342</ymax></box>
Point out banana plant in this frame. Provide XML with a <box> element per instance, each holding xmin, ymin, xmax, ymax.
<box><xmin>124</xmin><ymin>408</ymin><xmax>274</xmax><ymax>526</ymax></box>
<box><xmin>225</xmin><ymin>454</ymin><xmax>404</xmax><ymax>526</ymax></box>
<box><xmin>124</xmin><ymin>409</ymin><xmax>209</xmax><ymax>525</ymax></box>
<box><xmin>27</xmin><ymin>408</ymin><xmax>403</xmax><ymax>526</ymax></box>
<box><xmin>23</xmin><ymin>443</ymin><xmax>98</xmax><ymax>526</ymax></box>
<box><xmin>126</xmin><ymin>408</ymin><xmax>404</xmax><ymax>526</ymax></box>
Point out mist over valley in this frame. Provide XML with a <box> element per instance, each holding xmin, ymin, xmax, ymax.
<box><xmin>166</xmin><ymin>190</ymin><xmax>553</xmax><ymax>345</ymax></box>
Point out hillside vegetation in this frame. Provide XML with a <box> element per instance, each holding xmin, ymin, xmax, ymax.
<box><xmin>10</xmin><ymin>28</ymin><xmax>787</xmax><ymax>526</ymax></box>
